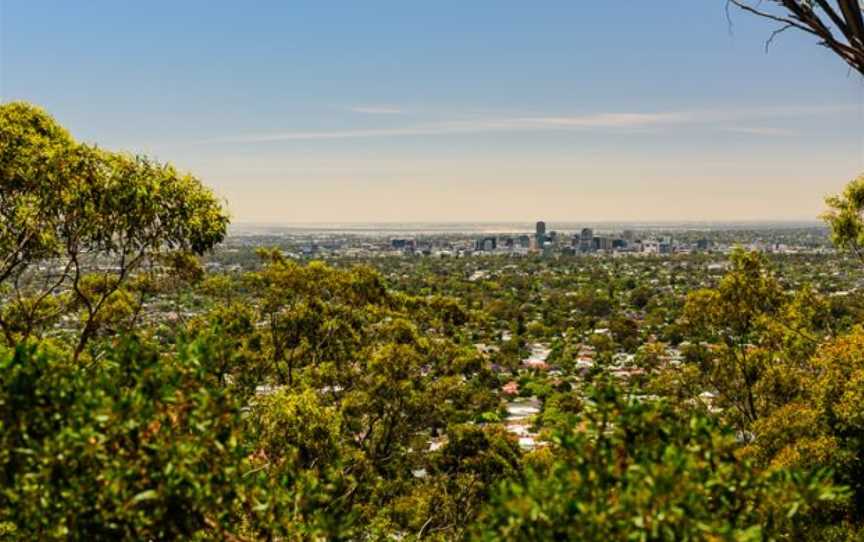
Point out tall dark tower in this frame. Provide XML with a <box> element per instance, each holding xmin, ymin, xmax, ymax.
<box><xmin>535</xmin><ymin>221</ymin><xmax>547</xmax><ymax>247</ymax></box>
<box><xmin>580</xmin><ymin>227</ymin><xmax>594</xmax><ymax>253</ymax></box>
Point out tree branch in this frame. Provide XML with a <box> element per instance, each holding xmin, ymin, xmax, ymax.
<box><xmin>729</xmin><ymin>0</ymin><xmax>864</xmax><ymax>75</ymax></box>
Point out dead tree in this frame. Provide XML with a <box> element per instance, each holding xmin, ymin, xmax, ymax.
<box><xmin>729</xmin><ymin>0</ymin><xmax>864</xmax><ymax>76</ymax></box>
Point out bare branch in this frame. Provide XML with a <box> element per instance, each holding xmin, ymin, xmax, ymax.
<box><xmin>727</xmin><ymin>0</ymin><xmax>817</xmax><ymax>36</ymax></box>
<box><xmin>766</xmin><ymin>23</ymin><xmax>795</xmax><ymax>50</ymax></box>
<box><xmin>814</xmin><ymin>0</ymin><xmax>853</xmax><ymax>37</ymax></box>
<box><xmin>729</xmin><ymin>0</ymin><xmax>864</xmax><ymax>75</ymax></box>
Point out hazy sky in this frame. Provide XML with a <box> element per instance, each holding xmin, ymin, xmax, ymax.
<box><xmin>1</xmin><ymin>1</ymin><xmax>863</xmax><ymax>223</ymax></box>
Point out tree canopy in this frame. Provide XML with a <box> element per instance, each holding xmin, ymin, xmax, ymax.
<box><xmin>3</xmin><ymin>100</ymin><xmax>864</xmax><ymax>538</ymax></box>
<box><xmin>0</xmin><ymin>102</ymin><xmax>229</xmax><ymax>357</ymax></box>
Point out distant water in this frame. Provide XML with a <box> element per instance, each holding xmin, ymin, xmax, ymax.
<box><xmin>230</xmin><ymin>221</ymin><xmax>826</xmax><ymax>236</ymax></box>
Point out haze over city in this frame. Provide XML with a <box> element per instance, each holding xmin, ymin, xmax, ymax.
<box><xmin>1</xmin><ymin>1</ymin><xmax>863</xmax><ymax>223</ymax></box>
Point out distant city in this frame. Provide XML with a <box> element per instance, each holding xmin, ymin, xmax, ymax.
<box><xmin>215</xmin><ymin>220</ymin><xmax>833</xmax><ymax>263</ymax></box>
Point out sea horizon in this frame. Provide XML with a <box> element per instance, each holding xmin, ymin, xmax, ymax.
<box><xmin>229</xmin><ymin>219</ymin><xmax>827</xmax><ymax>236</ymax></box>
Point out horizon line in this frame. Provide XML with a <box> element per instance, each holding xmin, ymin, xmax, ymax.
<box><xmin>230</xmin><ymin>219</ymin><xmax>826</xmax><ymax>226</ymax></box>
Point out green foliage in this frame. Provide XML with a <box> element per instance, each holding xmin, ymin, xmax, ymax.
<box><xmin>609</xmin><ymin>316</ymin><xmax>640</xmax><ymax>351</ymax></box>
<box><xmin>0</xmin><ymin>102</ymin><xmax>228</xmax><ymax>355</ymax></box>
<box><xmin>389</xmin><ymin>424</ymin><xmax>522</xmax><ymax>538</ymax></box>
<box><xmin>746</xmin><ymin>327</ymin><xmax>864</xmax><ymax>523</ymax></box>
<box><xmin>0</xmin><ymin>339</ymin><xmax>251</xmax><ymax>540</ymax></box>
<box><xmin>684</xmin><ymin>249</ymin><xmax>794</xmax><ymax>427</ymax></box>
<box><xmin>824</xmin><ymin>174</ymin><xmax>864</xmax><ymax>259</ymax></box>
<box><xmin>3</xmin><ymin>102</ymin><xmax>863</xmax><ymax>539</ymax></box>
<box><xmin>474</xmin><ymin>381</ymin><xmax>848</xmax><ymax>541</ymax></box>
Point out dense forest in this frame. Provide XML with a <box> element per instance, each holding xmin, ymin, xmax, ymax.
<box><xmin>2</xmin><ymin>100</ymin><xmax>864</xmax><ymax>540</ymax></box>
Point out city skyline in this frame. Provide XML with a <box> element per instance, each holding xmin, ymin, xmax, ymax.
<box><xmin>2</xmin><ymin>1</ymin><xmax>863</xmax><ymax>223</ymax></box>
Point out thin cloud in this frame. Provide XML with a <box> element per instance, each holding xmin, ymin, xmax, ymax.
<box><xmin>347</xmin><ymin>105</ymin><xmax>403</xmax><ymax>114</ymax></box>
<box><xmin>197</xmin><ymin>113</ymin><xmax>690</xmax><ymax>144</ymax></box>
<box><xmin>721</xmin><ymin>126</ymin><xmax>797</xmax><ymax>136</ymax></box>
<box><xmin>195</xmin><ymin>105</ymin><xmax>852</xmax><ymax>144</ymax></box>
<box><xmin>515</xmin><ymin>112</ymin><xmax>693</xmax><ymax>127</ymax></box>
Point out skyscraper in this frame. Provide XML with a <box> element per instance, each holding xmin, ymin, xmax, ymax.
<box><xmin>580</xmin><ymin>228</ymin><xmax>594</xmax><ymax>253</ymax></box>
<box><xmin>535</xmin><ymin>220</ymin><xmax>547</xmax><ymax>249</ymax></box>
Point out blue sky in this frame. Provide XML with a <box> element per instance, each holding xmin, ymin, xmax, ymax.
<box><xmin>1</xmin><ymin>1</ymin><xmax>863</xmax><ymax>222</ymax></box>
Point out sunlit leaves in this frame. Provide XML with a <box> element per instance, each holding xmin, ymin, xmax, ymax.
<box><xmin>824</xmin><ymin>174</ymin><xmax>864</xmax><ymax>260</ymax></box>
<box><xmin>473</xmin><ymin>381</ymin><xmax>848</xmax><ymax>541</ymax></box>
<box><xmin>0</xmin><ymin>102</ymin><xmax>228</xmax><ymax>354</ymax></box>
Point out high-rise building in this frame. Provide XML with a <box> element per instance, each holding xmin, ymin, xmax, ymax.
<box><xmin>536</xmin><ymin>221</ymin><xmax>546</xmax><ymax>237</ymax></box>
<box><xmin>535</xmin><ymin>221</ymin><xmax>547</xmax><ymax>247</ymax></box>
<box><xmin>391</xmin><ymin>238</ymin><xmax>415</xmax><ymax>250</ymax></box>
<box><xmin>659</xmin><ymin>236</ymin><xmax>673</xmax><ymax>254</ymax></box>
<box><xmin>593</xmin><ymin>236</ymin><xmax>611</xmax><ymax>251</ymax></box>
<box><xmin>475</xmin><ymin>236</ymin><xmax>497</xmax><ymax>251</ymax></box>
<box><xmin>580</xmin><ymin>228</ymin><xmax>594</xmax><ymax>253</ymax></box>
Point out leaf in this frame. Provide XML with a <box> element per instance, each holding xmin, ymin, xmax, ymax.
<box><xmin>130</xmin><ymin>489</ymin><xmax>159</xmax><ymax>505</ymax></box>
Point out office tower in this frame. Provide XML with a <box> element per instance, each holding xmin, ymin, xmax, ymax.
<box><xmin>535</xmin><ymin>220</ymin><xmax>547</xmax><ymax>248</ymax></box>
<box><xmin>476</xmin><ymin>237</ymin><xmax>497</xmax><ymax>251</ymax></box>
<box><xmin>391</xmin><ymin>238</ymin><xmax>415</xmax><ymax>250</ymax></box>
<box><xmin>580</xmin><ymin>228</ymin><xmax>594</xmax><ymax>253</ymax></box>
<box><xmin>594</xmin><ymin>236</ymin><xmax>611</xmax><ymax>251</ymax></box>
<box><xmin>659</xmin><ymin>235</ymin><xmax>673</xmax><ymax>254</ymax></box>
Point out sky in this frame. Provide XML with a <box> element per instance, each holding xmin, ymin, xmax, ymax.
<box><xmin>1</xmin><ymin>0</ymin><xmax>863</xmax><ymax>223</ymax></box>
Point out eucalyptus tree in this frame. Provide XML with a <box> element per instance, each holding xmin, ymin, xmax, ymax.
<box><xmin>474</xmin><ymin>381</ymin><xmax>847</xmax><ymax>541</ymax></box>
<box><xmin>0</xmin><ymin>102</ymin><xmax>228</xmax><ymax>357</ymax></box>
<box><xmin>824</xmin><ymin>174</ymin><xmax>864</xmax><ymax>262</ymax></box>
<box><xmin>683</xmin><ymin>249</ymin><xmax>786</xmax><ymax>428</ymax></box>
